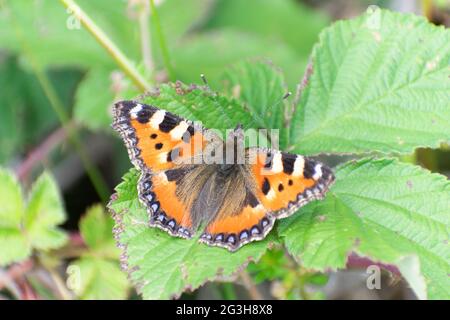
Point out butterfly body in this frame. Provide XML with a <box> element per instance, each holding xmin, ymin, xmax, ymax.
<box><xmin>113</xmin><ymin>100</ymin><xmax>334</xmax><ymax>251</ymax></box>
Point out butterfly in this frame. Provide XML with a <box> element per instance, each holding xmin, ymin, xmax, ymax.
<box><xmin>112</xmin><ymin>100</ymin><xmax>334</xmax><ymax>251</ymax></box>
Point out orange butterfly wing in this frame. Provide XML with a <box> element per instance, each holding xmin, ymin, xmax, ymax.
<box><xmin>113</xmin><ymin>101</ymin><xmax>213</xmax><ymax>172</ymax></box>
<box><xmin>200</xmin><ymin>190</ymin><xmax>275</xmax><ymax>251</ymax></box>
<box><xmin>247</xmin><ymin>148</ymin><xmax>335</xmax><ymax>218</ymax></box>
<box><xmin>113</xmin><ymin>101</ymin><xmax>218</xmax><ymax>238</ymax></box>
<box><xmin>199</xmin><ymin>149</ymin><xmax>334</xmax><ymax>251</ymax></box>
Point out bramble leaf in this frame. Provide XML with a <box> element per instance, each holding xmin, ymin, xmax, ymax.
<box><xmin>79</xmin><ymin>205</ymin><xmax>119</xmax><ymax>259</ymax></box>
<box><xmin>278</xmin><ymin>158</ymin><xmax>450</xmax><ymax>299</ymax></box>
<box><xmin>289</xmin><ymin>9</ymin><xmax>450</xmax><ymax>155</ymax></box>
<box><xmin>138</xmin><ymin>82</ymin><xmax>254</xmax><ymax>135</ymax></box>
<box><xmin>70</xmin><ymin>205</ymin><xmax>128</xmax><ymax>300</ymax></box>
<box><xmin>25</xmin><ymin>173</ymin><xmax>68</xmax><ymax>250</ymax></box>
<box><xmin>172</xmin><ymin>29</ymin><xmax>304</xmax><ymax>89</ymax></box>
<box><xmin>74</xmin><ymin>68</ymin><xmax>115</xmax><ymax>130</ymax></box>
<box><xmin>221</xmin><ymin>60</ymin><xmax>289</xmax><ymax>148</ymax></box>
<box><xmin>0</xmin><ymin>170</ymin><xmax>67</xmax><ymax>266</ymax></box>
<box><xmin>70</xmin><ymin>257</ymin><xmax>129</xmax><ymax>300</ymax></box>
<box><xmin>108</xmin><ymin>169</ymin><xmax>274</xmax><ymax>299</ymax></box>
<box><xmin>0</xmin><ymin>169</ymin><xmax>29</xmax><ymax>265</ymax></box>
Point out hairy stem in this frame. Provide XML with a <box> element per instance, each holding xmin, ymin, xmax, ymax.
<box><xmin>59</xmin><ymin>0</ymin><xmax>151</xmax><ymax>92</ymax></box>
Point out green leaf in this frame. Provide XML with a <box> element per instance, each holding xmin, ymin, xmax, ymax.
<box><xmin>74</xmin><ymin>68</ymin><xmax>115</xmax><ymax>130</ymax></box>
<box><xmin>205</xmin><ymin>0</ymin><xmax>328</xmax><ymax>57</ymax></box>
<box><xmin>139</xmin><ymin>82</ymin><xmax>254</xmax><ymax>134</ymax></box>
<box><xmin>247</xmin><ymin>248</ymin><xmax>290</xmax><ymax>284</ymax></box>
<box><xmin>82</xmin><ymin>74</ymin><xmax>284</xmax><ymax>135</ymax></box>
<box><xmin>0</xmin><ymin>169</ymin><xmax>29</xmax><ymax>265</ymax></box>
<box><xmin>278</xmin><ymin>158</ymin><xmax>450</xmax><ymax>299</ymax></box>
<box><xmin>289</xmin><ymin>9</ymin><xmax>450</xmax><ymax>155</ymax></box>
<box><xmin>221</xmin><ymin>61</ymin><xmax>287</xmax><ymax>128</ymax></box>
<box><xmin>396</xmin><ymin>255</ymin><xmax>427</xmax><ymax>300</ymax></box>
<box><xmin>0</xmin><ymin>0</ymin><xmax>118</xmax><ymax>68</ymax></box>
<box><xmin>0</xmin><ymin>55</ymin><xmax>82</xmax><ymax>163</ymax></box>
<box><xmin>69</xmin><ymin>257</ymin><xmax>129</xmax><ymax>300</ymax></box>
<box><xmin>0</xmin><ymin>170</ymin><xmax>67</xmax><ymax>266</ymax></box>
<box><xmin>108</xmin><ymin>169</ymin><xmax>273</xmax><ymax>299</ymax></box>
<box><xmin>79</xmin><ymin>205</ymin><xmax>119</xmax><ymax>259</ymax></box>
<box><xmin>153</xmin><ymin>0</ymin><xmax>213</xmax><ymax>43</ymax></box>
<box><xmin>25</xmin><ymin>172</ymin><xmax>68</xmax><ymax>250</ymax></box>
<box><xmin>1</xmin><ymin>0</ymin><xmax>212</xmax><ymax>72</ymax></box>
<box><xmin>69</xmin><ymin>205</ymin><xmax>128</xmax><ymax>300</ymax></box>
<box><xmin>0</xmin><ymin>56</ymin><xmax>25</xmax><ymax>163</ymax></box>
<box><xmin>221</xmin><ymin>60</ymin><xmax>289</xmax><ymax>148</ymax></box>
<box><xmin>172</xmin><ymin>29</ymin><xmax>304</xmax><ymax>89</ymax></box>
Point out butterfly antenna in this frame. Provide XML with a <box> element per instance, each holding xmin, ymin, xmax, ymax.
<box><xmin>246</xmin><ymin>91</ymin><xmax>292</xmax><ymax>129</ymax></box>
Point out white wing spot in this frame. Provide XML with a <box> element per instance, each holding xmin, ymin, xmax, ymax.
<box><xmin>292</xmin><ymin>156</ymin><xmax>305</xmax><ymax>177</ymax></box>
<box><xmin>170</xmin><ymin>121</ymin><xmax>189</xmax><ymax>140</ymax></box>
<box><xmin>150</xmin><ymin>110</ymin><xmax>166</xmax><ymax>129</ymax></box>
<box><xmin>270</xmin><ymin>152</ymin><xmax>283</xmax><ymax>173</ymax></box>
<box><xmin>312</xmin><ymin>164</ymin><xmax>323</xmax><ymax>180</ymax></box>
<box><xmin>266</xmin><ymin>189</ymin><xmax>276</xmax><ymax>201</ymax></box>
<box><xmin>130</xmin><ymin>104</ymin><xmax>143</xmax><ymax>118</ymax></box>
<box><xmin>158</xmin><ymin>152</ymin><xmax>168</xmax><ymax>164</ymax></box>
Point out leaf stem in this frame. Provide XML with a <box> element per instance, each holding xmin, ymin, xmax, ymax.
<box><xmin>149</xmin><ymin>0</ymin><xmax>176</xmax><ymax>79</ymax></box>
<box><xmin>59</xmin><ymin>0</ymin><xmax>151</xmax><ymax>92</ymax></box>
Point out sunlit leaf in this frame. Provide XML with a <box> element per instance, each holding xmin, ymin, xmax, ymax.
<box><xmin>289</xmin><ymin>9</ymin><xmax>450</xmax><ymax>155</ymax></box>
<box><xmin>279</xmin><ymin>158</ymin><xmax>450</xmax><ymax>299</ymax></box>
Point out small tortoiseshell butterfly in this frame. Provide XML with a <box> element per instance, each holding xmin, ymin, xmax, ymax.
<box><xmin>113</xmin><ymin>100</ymin><xmax>334</xmax><ymax>251</ymax></box>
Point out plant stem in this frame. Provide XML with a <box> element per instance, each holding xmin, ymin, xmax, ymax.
<box><xmin>45</xmin><ymin>265</ymin><xmax>73</xmax><ymax>300</ymax></box>
<box><xmin>32</xmin><ymin>67</ymin><xmax>110</xmax><ymax>203</ymax></box>
<box><xmin>10</xmin><ymin>3</ymin><xmax>110</xmax><ymax>203</ymax></box>
<box><xmin>149</xmin><ymin>0</ymin><xmax>176</xmax><ymax>79</ymax></box>
<box><xmin>16</xmin><ymin>125</ymin><xmax>69</xmax><ymax>183</ymax></box>
<box><xmin>0</xmin><ymin>260</ymin><xmax>34</xmax><ymax>290</ymax></box>
<box><xmin>59</xmin><ymin>0</ymin><xmax>151</xmax><ymax>92</ymax></box>
<box><xmin>421</xmin><ymin>0</ymin><xmax>433</xmax><ymax>21</ymax></box>
<box><xmin>239</xmin><ymin>271</ymin><xmax>263</xmax><ymax>300</ymax></box>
